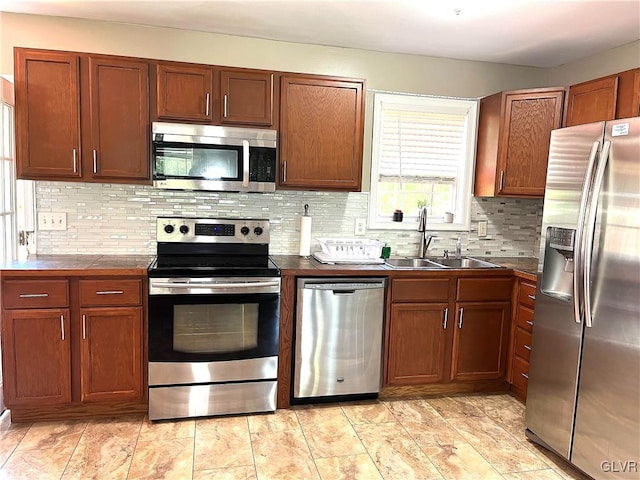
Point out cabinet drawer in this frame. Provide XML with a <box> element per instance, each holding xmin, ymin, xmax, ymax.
<box><xmin>517</xmin><ymin>305</ymin><xmax>535</xmax><ymax>333</ymax></box>
<box><xmin>456</xmin><ymin>277</ymin><xmax>512</xmax><ymax>302</ymax></box>
<box><xmin>514</xmin><ymin>327</ymin><xmax>533</xmax><ymax>362</ymax></box>
<box><xmin>2</xmin><ymin>280</ymin><xmax>69</xmax><ymax>309</ymax></box>
<box><xmin>512</xmin><ymin>355</ymin><xmax>530</xmax><ymax>393</ymax></box>
<box><xmin>391</xmin><ymin>278</ymin><xmax>450</xmax><ymax>303</ymax></box>
<box><xmin>79</xmin><ymin>279</ymin><xmax>142</xmax><ymax>306</ymax></box>
<box><xmin>519</xmin><ymin>282</ymin><xmax>536</xmax><ymax>308</ymax></box>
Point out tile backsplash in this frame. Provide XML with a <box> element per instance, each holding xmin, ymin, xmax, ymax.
<box><xmin>35</xmin><ymin>182</ymin><xmax>542</xmax><ymax>258</ymax></box>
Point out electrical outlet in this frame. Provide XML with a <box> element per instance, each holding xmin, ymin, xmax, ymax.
<box><xmin>38</xmin><ymin>212</ymin><xmax>67</xmax><ymax>231</ymax></box>
<box><xmin>478</xmin><ymin>221</ymin><xmax>488</xmax><ymax>238</ymax></box>
<box><xmin>354</xmin><ymin>218</ymin><xmax>367</xmax><ymax>236</ymax></box>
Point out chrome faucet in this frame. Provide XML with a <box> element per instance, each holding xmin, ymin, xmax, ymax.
<box><xmin>417</xmin><ymin>206</ymin><xmax>434</xmax><ymax>258</ymax></box>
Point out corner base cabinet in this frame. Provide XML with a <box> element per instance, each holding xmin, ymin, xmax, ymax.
<box><xmin>0</xmin><ymin>274</ymin><xmax>147</xmax><ymax>420</ymax></box>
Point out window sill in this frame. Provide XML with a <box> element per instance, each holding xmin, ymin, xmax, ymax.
<box><xmin>368</xmin><ymin>219</ymin><xmax>469</xmax><ymax>232</ymax></box>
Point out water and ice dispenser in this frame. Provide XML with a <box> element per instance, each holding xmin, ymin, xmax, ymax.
<box><xmin>541</xmin><ymin>227</ymin><xmax>576</xmax><ymax>302</ymax></box>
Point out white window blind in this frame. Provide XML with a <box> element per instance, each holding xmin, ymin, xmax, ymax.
<box><xmin>369</xmin><ymin>93</ymin><xmax>478</xmax><ymax>231</ymax></box>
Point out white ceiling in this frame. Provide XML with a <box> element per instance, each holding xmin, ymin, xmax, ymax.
<box><xmin>2</xmin><ymin>0</ymin><xmax>639</xmax><ymax>67</ymax></box>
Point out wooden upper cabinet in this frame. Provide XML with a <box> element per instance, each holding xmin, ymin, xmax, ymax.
<box><xmin>80</xmin><ymin>307</ymin><xmax>143</xmax><ymax>403</ymax></box>
<box><xmin>474</xmin><ymin>87</ymin><xmax>564</xmax><ymax>198</ymax></box>
<box><xmin>565</xmin><ymin>68</ymin><xmax>640</xmax><ymax>127</ymax></box>
<box><xmin>220</xmin><ymin>69</ymin><xmax>274</xmax><ymax>126</ymax></box>
<box><xmin>279</xmin><ymin>75</ymin><xmax>364</xmax><ymax>191</ymax></box>
<box><xmin>15</xmin><ymin>49</ymin><xmax>82</xmax><ymax>179</ymax></box>
<box><xmin>565</xmin><ymin>76</ymin><xmax>618</xmax><ymax>127</ymax></box>
<box><xmin>156</xmin><ymin>63</ymin><xmax>213</xmax><ymax>122</ymax></box>
<box><xmin>87</xmin><ymin>56</ymin><xmax>149</xmax><ymax>181</ymax></box>
<box><xmin>2</xmin><ymin>308</ymin><xmax>72</xmax><ymax>407</ymax></box>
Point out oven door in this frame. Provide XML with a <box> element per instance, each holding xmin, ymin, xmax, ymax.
<box><xmin>148</xmin><ymin>277</ymin><xmax>280</xmax><ymax>386</ymax></box>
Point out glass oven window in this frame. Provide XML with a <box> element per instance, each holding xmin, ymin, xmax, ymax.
<box><xmin>155</xmin><ymin>143</ymin><xmax>241</xmax><ymax>180</ymax></box>
<box><xmin>174</xmin><ymin>304</ymin><xmax>259</xmax><ymax>354</ymax></box>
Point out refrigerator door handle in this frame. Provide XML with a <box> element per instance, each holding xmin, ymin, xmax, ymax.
<box><xmin>583</xmin><ymin>140</ymin><xmax>611</xmax><ymax>328</ymax></box>
<box><xmin>573</xmin><ymin>141</ymin><xmax>601</xmax><ymax>324</ymax></box>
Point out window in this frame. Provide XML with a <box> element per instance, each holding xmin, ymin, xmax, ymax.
<box><xmin>369</xmin><ymin>93</ymin><xmax>478</xmax><ymax>231</ymax></box>
<box><xmin>0</xmin><ymin>84</ymin><xmax>16</xmax><ymax>263</ymax></box>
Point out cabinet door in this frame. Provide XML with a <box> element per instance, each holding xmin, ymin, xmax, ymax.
<box><xmin>2</xmin><ymin>308</ymin><xmax>71</xmax><ymax>407</ymax></box>
<box><xmin>451</xmin><ymin>301</ymin><xmax>510</xmax><ymax>381</ymax></box>
<box><xmin>220</xmin><ymin>70</ymin><xmax>274</xmax><ymax>126</ymax></box>
<box><xmin>498</xmin><ymin>90</ymin><xmax>564</xmax><ymax>196</ymax></box>
<box><xmin>280</xmin><ymin>76</ymin><xmax>364</xmax><ymax>190</ymax></box>
<box><xmin>156</xmin><ymin>63</ymin><xmax>213</xmax><ymax>122</ymax></box>
<box><xmin>80</xmin><ymin>307</ymin><xmax>143</xmax><ymax>403</ymax></box>
<box><xmin>565</xmin><ymin>76</ymin><xmax>618</xmax><ymax>127</ymax></box>
<box><xmin>15</xmin><ymin>49</ymin><xmax>81</xmax><ymax>180</ymax></box>
<box><xmin>387</xmin><ymin>303</ymin><xmax>450</xmax><ymax>385</ymax></box>
<box><xmin>87</xmin><ymin>56</ymin><xmax>150</xmax><ymax>181</ymax></box>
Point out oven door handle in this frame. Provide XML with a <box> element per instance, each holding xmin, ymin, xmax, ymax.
<box><xmin>151</xmin><ymin>281</ymin><xmax>280</xmax><ymax>289</ymax></box>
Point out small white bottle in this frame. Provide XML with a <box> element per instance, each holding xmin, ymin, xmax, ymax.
<box><xmin>455</xmin><ymin>237</ymin><xmax>462</xmax><ymax>258</ymax></box>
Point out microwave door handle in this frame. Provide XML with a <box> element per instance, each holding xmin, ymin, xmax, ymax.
<box><xmin>242</xmin><ymin>140</ymin><xmax>250</xmax><ymax>188</ymax></box>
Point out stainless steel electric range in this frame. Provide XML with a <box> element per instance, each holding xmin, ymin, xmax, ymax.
<box><xmin>147</xmin><ymin>217</ymin><xmax>280</xmax><ymax>421</ymax></box>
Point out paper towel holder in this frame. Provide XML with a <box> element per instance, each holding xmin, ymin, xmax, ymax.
<box><xmin>299</xmin><ymin>204</ymin><xmax>312</xmax><ymax>257</ymax></box>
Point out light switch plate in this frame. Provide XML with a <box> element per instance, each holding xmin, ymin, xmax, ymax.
<box><xmin>354</xmin><ymin>218</ymin><xmax>367</xmax><ymax>236</ymax></box>
<box><xmin>478</xmin><ymin>221</ymin><xmax>488</xmax><ymax>238</ymax></box>
<box><xmin>38</xmin><ymin>212</ymin><xmax>67</xmax><ymax>231</ymax></box>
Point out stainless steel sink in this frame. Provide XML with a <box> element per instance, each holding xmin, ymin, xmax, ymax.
<box><xmin>384</xmin><ymin>258</ymin><xmax>445</xmax><ymax>269</ymax></box>
<box><xmin>427</xmin><ymin>256</ymin><xmax>502</xmax><ymax>269</ymax></box>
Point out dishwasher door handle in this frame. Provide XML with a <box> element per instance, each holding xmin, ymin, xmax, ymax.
<box><xmin>333</xmin><ymin>290</ymin><xmax>355</xmax><ymax>295</ymax></box>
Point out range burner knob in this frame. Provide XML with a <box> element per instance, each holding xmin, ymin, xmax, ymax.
<box><xmin>179</xmin><ymin>225</ymin><xmax>189</xmax><ymax>234</ymax></box>
<box><xmin>164</xmin><ymin>224</ymin><xmax>174</xmax><ymax>234</ymax></box>
<box><xmin>240</xmin><ymin>226</ymin><xmax>250</xmax><ymax>236</ymax></box>
<box><xmin>254</xmin><ymin>226</ymin><xmax>264</xmax><ymax>236</ymax></box>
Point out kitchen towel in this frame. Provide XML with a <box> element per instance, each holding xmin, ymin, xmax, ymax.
<box><xmin>299</xmin><ymin>204</ymin><xmax>312</xmax><ymax>256</ymax></box>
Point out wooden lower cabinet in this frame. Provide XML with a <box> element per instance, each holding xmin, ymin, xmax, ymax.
<box><xmin>0</xmin><ymin>275</ymin><xmax>146</xmax><ymax>420</ymax></box>
<box><xmin>451</xmin><ymin>301</ymin><xmax>511</xmax><ymax>381</ymax></box>
<box><xmin>2</xmin><ymin>308</ymin><xmax>72</xmax><ymax>407</ymax></box>
<box><xmin>509</xmin><ymin>278</ymin><xmax>537</xmax><ymax>402</ymax></box>
<box><xmin>387</xmin><ymin>303</ymin><xmax>450</xmax><ymax>384</ymax></box>
<box><xmin>80</xmin><ymin>307</ymin><xmax>143</xmax><ymax>403</ymax></box>
<box><xmin>386</xmin><ymin>275</ymin><xmax>511</xmax><ymax>388</ymax></box>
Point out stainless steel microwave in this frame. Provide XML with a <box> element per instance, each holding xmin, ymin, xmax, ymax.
<box><xmin>152</xmin><ymin>122</ymin><xmax>277</xmax><ymax>193</ymax></box>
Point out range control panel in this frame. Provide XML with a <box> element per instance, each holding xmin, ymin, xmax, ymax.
<box><xmin>156</xmin><ymin>217</ymin><xmax>270</xmax><ymax>244</ymax></box>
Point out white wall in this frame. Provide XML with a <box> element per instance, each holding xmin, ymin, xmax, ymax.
<box><xmin>546</xmin><ymin>40</ymin><xmax>640</xmax><ymax>86</ymax></box>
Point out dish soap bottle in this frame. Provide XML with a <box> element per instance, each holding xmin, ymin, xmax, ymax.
<box><xmin>381</xmin><ymin>243</ymin><xmax>391</xmax><ymax>259</ymax></box>
<box><xmin>455</xmin><ymin>237</ymin><xmax>462</xmax><ymax>258</ymax></box>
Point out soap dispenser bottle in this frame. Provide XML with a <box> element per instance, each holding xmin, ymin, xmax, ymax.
<box><xmin>455</xmin><ymin>237</ymin><xmax>462</xmax><ymax>258</ymax></box>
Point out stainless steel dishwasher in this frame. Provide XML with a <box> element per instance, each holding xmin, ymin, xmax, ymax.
<box><xmin>293</xmin><ymin>277</ymin><xmax>386</xmax><ymax>401</ymax></box>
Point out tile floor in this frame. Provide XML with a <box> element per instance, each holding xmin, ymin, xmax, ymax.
<box><xmin>0</xmin><ymin>393</ymin><xmax>591</xmax><ymax>480</ymax></box>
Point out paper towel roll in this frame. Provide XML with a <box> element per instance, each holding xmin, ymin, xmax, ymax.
<box><xmin>299</xmin><ymin>216</ymin><xmax>312</xmax><ymax>256</ymax></box>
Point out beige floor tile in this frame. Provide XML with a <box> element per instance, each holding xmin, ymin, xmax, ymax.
<box><xmin>0</xmin><ymin>445</ymin><xmax>74</xmax><ymax>480</ymax></box>
<box><xmin>128</xmin><ymin>437</ymin><xmax>194</xmax><ymax>479</ymax></box>
<box><xmin>296</xmin><ymin>406</ymin><xmax>366</xmax><ymax>458</ymax></box>
<box><xmin>0</xmin><ymin>428</ymin><xmax>29</xmax><ymax>467</ymax></box>
<box><xmin>423</xmin><ymin>443</ymin><xmax>502</xmax><ymax>480</ymax></box>
<box><xmin>448</xmin><ymin>416</ymin><xmax>546</xmax><ymax>474</ymax></box>
<box><xmin>426</xmin><ymin>396</ymin><xmax>485</xmax><ymax>419</ymax></box>
<box><xmin>138</xmin><ymin>416</ymin><xmax>195</xmax><ymax>441</ymax></box>
<box><xmin>0</xmin><ymin>412</ymin><xmax>29</xmax><ymax>432</ymax></box>
<box><xmin>194</xmin><ymin>416</ymin><xmax>253</xmax><ymax>471</ymax></box>
<box><xmin>340</xmin><ymin>401</ymin><xmax>396</xmax><ymax>425</ymax></box>
<box><xmin>251</xmin><ymin>428</ymin><xmax>319</xmax><ymax>480</ymax></box>
<box><xmin>193</xmin><ymin>465</ymin><xmax>257</xmax><ymax>479</ymax></box>
<box><xmin>503</xmin><ymin>469</ymin><xmax>564</xmax><ymax>480</ymax></box>
<box><xmin>247</xmin><ymin>409</ymin><xmax>298</xmax><ymax>433</ymax></box>
<box><xmin>521</xmin><ymin>441</ymin><xmax>591</xmax><ymax>480</ymax></box>
<box><xmin>355</xmin><ymin>422</ymin><xmax>442</xmax><ymax>480</ymax></box>
<box><xmin>385</xmin><ymin>399</ymin><xmax>466</xmax><ymax>447</ymax></box>
<box><xmin>315</xmin><ymin>453</ymin><xmax>383</xmax><ymax>480</ymax></box>
<box><xmin>61</xmin><ymin>435</ymin><xmax>136</xmax><ymax>480</ymax></box>
<box><xmin>16</xmin><ymin>420</ymin><xmax>86</xmax><ymax>451</ymax></box>
<box><xmin>83</xmin><ymin>415</ymin><xmax>143</xmax><ymax>442</ymax></box>
<box><xmin>456</xmin><ymin>393</ymin><xmax>524</xmax><ymax>416</ymax></box>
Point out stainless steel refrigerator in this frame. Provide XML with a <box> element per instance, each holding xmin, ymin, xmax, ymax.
<box><xmin>526</xmin><ymin>117</ymin><xmax>640</xmax><ymax>479</ymax></box>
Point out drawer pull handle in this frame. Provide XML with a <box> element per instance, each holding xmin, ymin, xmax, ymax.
<box><xmin>96</xmin><ymin>290</ymin><xmax>124</xmax><ymax>295</ymax></box>
<box><xmin>521</xmin><ymin>372</ymin><xmax>529</xmax><ymax>379</ymax></box>
<box><xmin>60</xmin><ymin>315</ymin><xmax>65</xmax><ymax>341</ymax></box>
<box><xmin>223</xmin><ymin>94</ymin><xmax>228</xmax><ymax>118</ymax></box>
<box><xmin>458</xmin><ymin>307</ymin><xmax>464</xmax><ymax>329</ymax></box>
<box><xmin>82</xmin><ymin>314</ymin><xmax>87</xmax><ymax>340</ymax></box>
<box><xmin>19</xmin><ymin>293</ymin><xmax>49</xmax><ymax>298</ymax></box>
<box><xmin>205</xmin><ymin>93</ymin><xmax>210</xmax><ymax>116</ymax></box>
<box><xmin>526</xmin><ymin>320</ymin><xmax>534</xmax><ymax>326</ymax></box>
<box><xmin>443</xmin><ymin>308</ymin><xmax>448</xmax><ymax>329</ymax></box>
<box><xmin>527</xmin><ymin>294</ymin><xmax>536</xmax><ymax>301</ymax></box>
<box><xmin>524</xmin><ymin>344</ymin><xmax>532</xmax><ymax>351</ymax></box>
